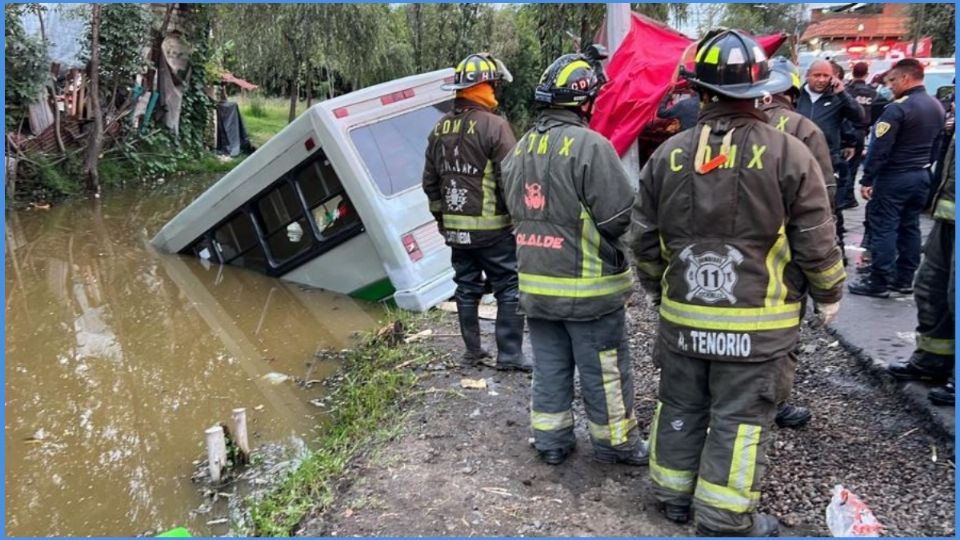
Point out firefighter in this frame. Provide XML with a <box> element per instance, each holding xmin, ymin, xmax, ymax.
<box><xmin>423</xmin><ymin>52</ymin><xmax>531</xmax><ymax>372</ymax></box>
<box><xmin>888</xmin><ymin>133</ymin><xmax>955</xmax><ymax>405</ymax></box>
<box><xmin>631</xmin><ymin>30</ymin><xmax>845</xmax><ymax>535</ymax></box>
<box><xmin>501</xmin><ymin>47</ymin><xmax>648</xmax><ymax>467</ymax></box>
<box><xmin>760</xmin><ymin>56</ymin><xmax>838</xmax><ymax>431</ymax></box>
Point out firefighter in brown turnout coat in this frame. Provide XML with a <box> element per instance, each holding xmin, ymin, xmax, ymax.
<box><xmin>423</xmin><ymin>53</ymin><xmax>531</xmax><ymax>371</ymax></box>
<box><xmin>630</xmin><ymin>30</ymin><xmax>845</xmax><ymax>536</ymax></box>
<box><xmin>761</xmin><ymin>56</ymin><xmax>837</xmax><ymax>430</ymax></box>
<box><xmin>502</xmin><ymin>47</ymin><xmax>649</xmax><ymax>467</ymax></box>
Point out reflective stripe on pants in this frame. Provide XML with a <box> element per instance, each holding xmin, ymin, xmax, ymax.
<box><xmin>529</xmin><ymin>308</ymin><xmax>639</xmax><ymax>452</ymax></box>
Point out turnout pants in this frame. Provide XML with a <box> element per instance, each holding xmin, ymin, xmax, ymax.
<box><xmin>451</xmin><ymin>236</ymin><xmax>519</xmax><ymax>304</ymax></box>
<box><xmin>649</xmin><ymin>345</ymin><xmax>794</xmax><ymax>533</ymax></box>
<box><xmin>913</xmin><ymin>220</ymin><xmax>955</xmax><ymax>371</ymax></box>
<box><xmin>528</xmin><ymin>308</ymin><xmax>641</xmax><ymax>452</ymax></box>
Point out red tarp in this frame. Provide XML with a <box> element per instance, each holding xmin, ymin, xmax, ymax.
<box><xmin>590</xmin><ymin>14</ymin><xmax>787</xmax><ymax>156</ymax></box>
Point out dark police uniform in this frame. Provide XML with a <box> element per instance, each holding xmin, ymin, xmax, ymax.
<box><xmin>846</xmin><ymin>79</ymin><xmax>879</xmax><ymax>183</ymax></box>
<box><xmin>856</xmin><ymin>85</ymin><xmax>945</xmax><ymax>292</ymax></box>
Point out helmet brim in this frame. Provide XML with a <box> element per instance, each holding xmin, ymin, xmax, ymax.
<box><xmin>441</xmin><ymin>80</ymin><xmax>495</xmax><ymax>92</ymax></box>
<box><xmin>688</xmin><ymin>70</ymin><xmax>793</xmax><ymax>100</ymax></box>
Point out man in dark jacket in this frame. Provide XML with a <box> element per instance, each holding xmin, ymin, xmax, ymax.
<box><xmin>502</xmin><ymin>48</ymin><xmax>649</xmax><ymax>468</ymax></box>
<box><xmin>423</xmin><ymin>52</ymin><xmax>531</xmax><ymax>372</ymax></box>
<box><xmin>849</xmin><ymin>59</ymin><xmax>946</xmax><ymax>297</ymax></box>
<box><xmin>846</xmin><ymin>61</ymin><xmax>879</xmax><ymax>202</ymax></box>
<box><xmin>632</xmin><ymin>31</ymin><xmax>844</xmax><ymax>536</ymax></box>
<box><xmin>797</xmin><ymin>59</ymin><xmax>865</xmax><ymax>262</ymax></box>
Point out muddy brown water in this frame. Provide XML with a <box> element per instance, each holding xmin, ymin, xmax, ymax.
<box><xmin>5</xmin><ymin>176</ymin><xmax>382</xmax><ymax>536</ymax></box>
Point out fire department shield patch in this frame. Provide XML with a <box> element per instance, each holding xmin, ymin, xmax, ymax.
<box><xmin>679</xmin><ymin>245</ymin><xmax>744</xmax><ymax>304</ymax></box>
<box><xmin>875</xmin><ymin>121</ymin><xmax>891</xmax><ymax>138</ymax></box>
<box><xmin>445</xmin><ymin>179</ymin><xmax>468</xmax><ymax>212</ymax></box>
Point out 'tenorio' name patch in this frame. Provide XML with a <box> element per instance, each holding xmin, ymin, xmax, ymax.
<box><xmin>680</xmin><ymin>330</ymin><xmax>752</xmax><ymax>358</ymax></box>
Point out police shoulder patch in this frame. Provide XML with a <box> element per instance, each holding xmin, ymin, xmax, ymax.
<box><xmin>875</xmin><ymin>121</ymin><xmax>891</xmax><ymax>138</ymax></box>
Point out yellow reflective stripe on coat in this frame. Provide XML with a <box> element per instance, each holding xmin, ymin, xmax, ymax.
<box><xmin>918</xmin><ymin>334</ymin><xmax>955</xmax><ymax>356</ymax></box>
<box><xmin>429</xmin><ymin>200</ymin><xmax>442</xmax><ymax>212</ymax></box>
<box><xmin>481</xmin><ymin>160</ymin><xmax>497</xmax><ymax>217</ymax></box>
<box><xmin>695</xmin><ymin>478</ymin><xmax>761</xmax><ymax>513</ymax></box>
<box><xmin>442</xmin><ymin>214</ymin><xmax>510</xmax><ymax>230</ymax></box>
<box><xmin>660</xmin><ymin>295</ymin><xmax>801</xmax><ymax>331</ymax></box>
<box><xmin>580</xmin><ymin>206</ymin><xmax>602</xmax><ymax>279</ymax></box>
<box><xmin>934</xmin><ymin>199</ymin><xmax>955</xmax><ymax>222</ymax></box>
<box><xmin>764</xmin><ymin>225</ymin><xmax>792</xmax><ymax>307</ymax></box>
<box><xmin>531</xmin><ymin>409</ymin><xmax>574</xmax><ymax>432</ymax></box>
<box><xmin>649</xmin><ymin>402</ymin><xmax>696</xmax><ymax>493</ymax></box>
<box><xmin>519</xmin><ymin>270</ymin><xmax>634</xmax><ymax>298</ymax></box>
<box><xmin>805</xmin><ymin>259</ymin><xmax>846</xmax><ymax>290</ymax></box>
<box><xmin>597</xmin><ymin>349</ymin><xmax>631</xmax><ymax>446</ymax></box>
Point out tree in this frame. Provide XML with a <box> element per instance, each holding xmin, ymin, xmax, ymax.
<box><xmin>5</xmin><ymin>4</ymin><xmax>49</xmax><ymax>130</ymax></box>
<box><xmin>632</xmin><ymin>3</ymin><xmax>690</xmax><ymax>28</ymax></box>
<box><xmin>908</xmin><ymin>3</ymin><xmax>955</xmax><ymax>57</ymax></box>
<box><xmin>82</xmin><ymin>4</ymin><xmax>104</xmax><ymax>195</ymax></box>
<box><xmin>720</xmin><ymin>3</ymin><xmax>807</xmax><ymax>36</ymax></box>
<box><xmin>82</xmin><ymin>4</ymin><xmax>153</xmax><ymax>112</ymax></box>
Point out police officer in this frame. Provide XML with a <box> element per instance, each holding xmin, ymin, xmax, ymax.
<box><xmin>845</xmin><ymin>62</ymin><xmax>879</xmax><ymax>200</ymax></box>
<box><xmin>888</xmin><ymin>134</ymin><xmax>954</xmax><ymax>405</ymax></box>
<box><xmin>423</xmin><ymin>52</ymin><xmax>531</xmax><ymax>371</ymax></box>
<box><xmin>849</xmin><ymin>59</ymin><xmax>946</xmax><ymax>298</ymax></box>
<box><xmin>632</xmin><ymin>30</ymin><xmax>845</xmax><ymax>536</ymax></box>
<box><xmin>502</xmin><ymin>47</ymin><xmax>648</xmax><ymax>467</ymax></box>
<box><xmin>761</xmin><ymin>56</ymin><xmax>837</xmax><ymax>431</ymax></box>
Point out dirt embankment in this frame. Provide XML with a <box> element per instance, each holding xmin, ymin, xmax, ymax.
<box><xmin>298</xmin><ymin>294</ymin><xmax>955</xmax><ymax>537</ymax></box>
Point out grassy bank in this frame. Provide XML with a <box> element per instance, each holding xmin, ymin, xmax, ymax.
<box><xmin>237</xmin><ymin>95</ymin><xmax>292</xmax><ymax>148</ymax></box>
<box><xmin>247</xmin><ymin>309</ymin><xmax>440</xmax><ymax>536</ymax></box>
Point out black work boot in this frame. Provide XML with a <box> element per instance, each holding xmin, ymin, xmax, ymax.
<box><xmin>848</xmin><ymin>277</ymin><xmax>890</xmax><ymax>298</ymax></box>
<box><xmin>594</xmin><ymin>439</ymin><xmax>650</xmax><ymax>466</ymax></box>
<box><xmin>775</xmin><ymin>403</ymin><xmax>812</xmax><ymax>429</ymax></box>
<box><xmin>888</xmin><ymin>281</ymin><xmax>915</xmax><ymax>295</ymax></box>
<box><xmin>888</xmin><ymin>351</ymin><xmax>951</xmax><ymax>383</ymax></box>
<box><xmin>456</xmin><ymin>300</ymin><xmax>489</xmax><ymax>366</ymax></box>
<box><xmin>697</xmin><ymin>513</ymin><xmax>780</xmax><ymax>537</ymax></box>
<box><xmin>494</xmin><ymin>301</ymin><xmax>532</xmax><ymax>372</ymax></box>
<box><xmin>657</xmin><ymin>502</ymin><xmax>691</xmax><ymax>524</ymax></box>
<box><xmin>929</xmin><ymin>377</ymin><xmax>955</xmax><ymax>406</ymax></box>
<box><xmin>538</xmin><ymin>446</ymin><xmax>574</xmax><ymax>465</ymax></box>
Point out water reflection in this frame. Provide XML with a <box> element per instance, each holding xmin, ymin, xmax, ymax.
<box><xmin>5</xmin><ymin>178</ymin><xmax>380</xmax><ymax>536</ymax></box>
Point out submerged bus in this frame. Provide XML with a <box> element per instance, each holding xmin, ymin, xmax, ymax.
<box><xmin>151</xmin><ymin>70</ymin><xmax>458</xmax><ymax>311</ymax></box>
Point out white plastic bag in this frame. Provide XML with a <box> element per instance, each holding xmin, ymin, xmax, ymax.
<box><xmin>825</xmin><ymin>484</ymin><xmax>882</xmax><ymax>537</ymax></box>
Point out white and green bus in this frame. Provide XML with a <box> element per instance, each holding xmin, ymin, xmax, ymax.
<box><xmin>151</xmin><ymin>69</ymin><xmax>458</xmax><ymax>311</ymax></box>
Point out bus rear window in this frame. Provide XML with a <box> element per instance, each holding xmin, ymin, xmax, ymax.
<box><xmin>350</xmin><ymin>100</ymin><xmax>452</xmax><ymax>196</ymax></box>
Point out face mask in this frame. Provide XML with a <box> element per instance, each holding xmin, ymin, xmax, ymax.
<box><xmin>877</xmin><ymin>86</ymin><xmax>893</xmax><ymax>100</ymax></box>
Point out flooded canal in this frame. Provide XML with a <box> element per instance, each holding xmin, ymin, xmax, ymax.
<box><xmin>5</xmin><ymin>176</ymin><xmax>382</xmax><ymax>536</ymax></box>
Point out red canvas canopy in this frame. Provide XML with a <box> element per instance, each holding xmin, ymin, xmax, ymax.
<box><xmin>590</xmin><ymin>14</ymin><xmax>787</xmax><ymax>156</ymax></box>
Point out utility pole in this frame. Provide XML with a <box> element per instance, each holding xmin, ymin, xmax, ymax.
<box><xmin>606</xmin><ymin>3</ymin><xmax>640</xmax><ymax>191</ymax></box>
